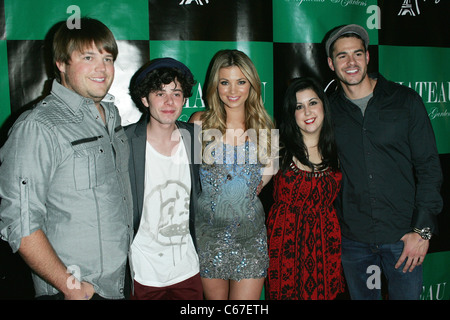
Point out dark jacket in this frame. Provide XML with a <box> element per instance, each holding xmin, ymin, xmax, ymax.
<box><xmin>330</xmin><ymin>73</ymin><xmax>443</xmax><ymax>244</ymax></box>
<box><xmin>124</xmin><ymin>115</ymin><xmax>201</xmax><ymax>248</ymax></box>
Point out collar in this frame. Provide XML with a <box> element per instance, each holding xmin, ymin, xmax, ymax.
<box><xmin>131</xmin><ymin>113</ymin><xmax>185</xmax><ymax>140</ymax></box>
<box><xmin>369</xmin><ymin>72</ymin><xmax>391</xmax><ymax>96</ymax></box>
<box><xmin>51</xmin><ymin>79</ymin><xmax>115</xmax><ymax>114</ymax></box>
<box><xmin>336</xmin><ymin>72</ymin><xmax>389</xmax><ymax>101</ymax></box>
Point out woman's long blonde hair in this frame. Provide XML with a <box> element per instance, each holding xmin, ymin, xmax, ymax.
<box><xmin>200</xmin><ymin>49</ymin><xmax>275</xmax><ymax>164</ymax></box>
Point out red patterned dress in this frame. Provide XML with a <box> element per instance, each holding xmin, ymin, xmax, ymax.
<box><xmin>266</xmin><ymin>161</ymin><xmax>345</xmax><ymax>300</ymax></box>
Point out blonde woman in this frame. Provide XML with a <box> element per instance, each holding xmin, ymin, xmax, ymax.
<box><xmin>190</xmin><ymin>49</ymin><xmax>275</xmax><ymax>300</ymax></box>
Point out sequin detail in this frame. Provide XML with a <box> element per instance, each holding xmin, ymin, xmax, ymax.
<box><xmin>196</xmin><ymin>141</ymin><xmax>269</xmax><ymax>280</ymax></box>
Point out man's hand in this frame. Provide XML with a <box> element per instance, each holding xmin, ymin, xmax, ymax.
<box><xmin>19</xmin><ymin>230</ymin><xmax>95</xmax><ymax>299</ymax></box>
<box><xmin>395</xmin><ymin>232</ymin><xmax>429</xmax><ymax>273</ymax></box>
<box><xmin>64</xmin><ymin>281</ymin><xmax>95</xmax><ymax>300</ymax></box>
<box><xmin>256</xmin><ymin>180</ymin><xmax>263</xmax><ymax>195</ymax></box>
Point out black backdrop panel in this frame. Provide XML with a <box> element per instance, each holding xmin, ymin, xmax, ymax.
<box><xmin>149</xmin><ymin>0</ymin><xmax>273</xmax><ymax>42</ymax></box>
<box><xmin>379</xmin><ymin>0</ymin><xmax>450</xmax><ymax>48</ymax></box>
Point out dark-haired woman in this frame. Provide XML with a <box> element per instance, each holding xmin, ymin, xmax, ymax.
<box><xmin>266</xmin><ymin>77</ymin><xmax>344</xmax><ymax>300</ymax></box>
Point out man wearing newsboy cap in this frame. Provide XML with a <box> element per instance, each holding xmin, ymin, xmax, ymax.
<box><xmin>125</xmin><ymin>58</ymin><xmax>203</xmax><ymax>300</ymax></box>
<box><xmin>325</xmin><ymin>24</ymin><xmax>442</xmax><ymax>300</ymax></box>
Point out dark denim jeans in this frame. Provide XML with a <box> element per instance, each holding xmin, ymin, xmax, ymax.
<box><xmin>341</xmin><ymin>236</ymin><xmax>423</xmax><ymax>300</ymax></box>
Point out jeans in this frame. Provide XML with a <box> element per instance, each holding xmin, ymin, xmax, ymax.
<box><xmin>341</xmin><ymin>236</ymin><xmax>423</xmax><ymax>300</ymax></box>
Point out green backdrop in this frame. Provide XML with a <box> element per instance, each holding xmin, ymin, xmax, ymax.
<box><xmin>0</xmin><ymin>0</ymin><xmax>449</xmax><ymax>301</ymax></box>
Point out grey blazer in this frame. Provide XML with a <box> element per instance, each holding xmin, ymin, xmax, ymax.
<box><xmin>124</xmin><ymin>115</ymin><xmax>201</xmax><ymax>248</ymax></box>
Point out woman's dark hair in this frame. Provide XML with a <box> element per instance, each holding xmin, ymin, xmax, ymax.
<box><xmin>130</xmin><ymin>66</ymin><xmax>195</xmax><ymax>114</ymax></box>
<box><xmin>279</xmin><ymin>77</ymin><xmax>339</xmax><ymax>172</ymax></box>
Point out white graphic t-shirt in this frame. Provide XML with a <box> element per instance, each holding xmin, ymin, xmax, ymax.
<box><xmin>131</xmin><ymin>139</ymin><xmax>199</xmax><ymax>287</ymax></box>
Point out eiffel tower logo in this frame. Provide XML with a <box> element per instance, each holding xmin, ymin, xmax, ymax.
<box><xmin>179</xmin><ymin>0</ymin><xmax>210</xmax><ymax>5</ymax></box>
<box><xmin>398</xmin><ymin>0</ymin><xmax>421</xmax><ymax>16</ymax></box>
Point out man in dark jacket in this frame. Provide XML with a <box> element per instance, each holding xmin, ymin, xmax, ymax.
<box><xmin>325</xmin><ymin>24</ymin><xmax>443</xmax><ymax>300</ymax></box>
<box><xmin>125</xmin><ymin>58</ymin><xmax>202</xmax><ymax>300</ymax></box>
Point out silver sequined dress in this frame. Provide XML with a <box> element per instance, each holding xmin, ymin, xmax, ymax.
<box><xmin>196</xmin><ymin>141</ymin><xmax>269</xmax><ymax>280</ymax></box>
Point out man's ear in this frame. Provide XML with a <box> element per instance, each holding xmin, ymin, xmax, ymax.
<box><xmin>327</xmin><ymin>57</ymin><xmax>335</xmax><ymax>72</ymax></box>
<box><xmin>141</xmin><ymin>96</ymin><xmax>150</xmax><ymax>108</ymax></box>
<box><xmin>56</xmin><ymin>60</ymin><xmax>66</xmax><ymax>74</ymax></box>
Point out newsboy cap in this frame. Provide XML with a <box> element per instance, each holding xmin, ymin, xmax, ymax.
<box><xmin>326</xmin><ymin>24</ymin><xmax>369</xmax><ymax>57</ymax></box>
